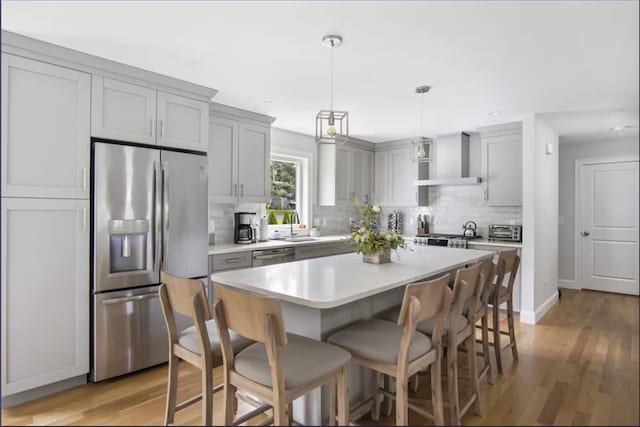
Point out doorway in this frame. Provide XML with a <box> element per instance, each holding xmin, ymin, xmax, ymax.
<box><xmin>576</xmin><ymin>158</ymin><xmax>639</xmax><ymax>295</ymax></box>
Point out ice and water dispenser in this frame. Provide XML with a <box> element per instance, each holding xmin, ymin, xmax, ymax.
<box><xmin>108</xmin><ymin>219</ymin><xmax>150</xmax><ymax>273</ymax></box>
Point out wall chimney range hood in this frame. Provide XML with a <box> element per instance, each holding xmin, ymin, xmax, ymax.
<box><xmin>414</xmin><ymin>132</ymin><xmax>482</xmax><ymax>186</ymax></box>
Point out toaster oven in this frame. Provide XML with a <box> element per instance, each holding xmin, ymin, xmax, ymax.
<box><xmin>488</xmin><ymin>224</ymin><xmax>522</xmax><ymax>242</ymax></box>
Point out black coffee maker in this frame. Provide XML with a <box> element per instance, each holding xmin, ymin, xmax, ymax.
<box><xmin>234</xmin><ymin>212</ymin><xmax>256</xmax><ymax>244</ymax></box>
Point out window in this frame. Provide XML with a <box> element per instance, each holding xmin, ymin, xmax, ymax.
<box><xmin>267</xmin><ymin>155</ymin><xmax>307</xmax><ymax>226</ymax></box>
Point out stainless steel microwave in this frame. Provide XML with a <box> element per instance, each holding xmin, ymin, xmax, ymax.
<box><xmin>488</xmin><ymin>224</ymin><xmax>522</xmax><ymax>242</ymax></box>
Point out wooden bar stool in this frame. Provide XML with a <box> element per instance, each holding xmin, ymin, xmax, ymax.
<box><xmin>488</xmin><ymin>249</ymin><xmax>521</xmax><ymax>374</ymax></box>
<box><xmin>418</xmin><ymin>264</ymin><xmax>484</xmax><ymax>425</ymax></box>
<box><xmin>327</xmin><ymin>274</ymin><xmax>453</xmax><ymax>426</ymax></box>
<box><xmin>158</xmin><ymin>272</ymin><xmax>256</xmax><ymax>426</ymax></box>
<box><xmin>471</xmin><ymin>258</ymin><xmax>496</xmax><ymax>385</ymax></box>
<box><xmin>212</xmin><ymin>283</ymin><xmax>352</xmax><ymax>426</ymax></box>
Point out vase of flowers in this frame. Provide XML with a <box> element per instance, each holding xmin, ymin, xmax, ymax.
<box><xmin>346</xmin><ymin>197</ymin><xmax>407</xmax><ymax>264</ymax></box>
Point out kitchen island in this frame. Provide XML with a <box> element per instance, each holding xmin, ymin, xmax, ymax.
<box><xmin>211</xmin><ymin>245</ymin><xmax>495</xmax><ymax>424</ymax></box>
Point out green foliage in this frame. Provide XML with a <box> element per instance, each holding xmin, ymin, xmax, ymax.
<box><xmin>270</xmin><ymin>160</ymin><xmax>296</xmax><ymax>205</ymax></box>
<box><xmin>267</xmin><ymin>211</ymin><xmax>278</xmax><ymax>225</ymax></box>
<box><xmin>281</xmin><ymin>210</ymin><xmax>291</xmax><ymax>224</ymax></box>
<box><xmin>344</xmin><ymin>197</ymin><xmax>407</xmax><ymax>255</ymax></box>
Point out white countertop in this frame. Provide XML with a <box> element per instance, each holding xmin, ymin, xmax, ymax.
<box><xmin>208</xmin><ymin>235</ymin><xmax>350</xmax><ymax>255</ymax></box>
<box><xmin>467</xmin><ymin>238</ymin><xmax>522</xmax><ymax>248</ymax></box>
<box><xmin>211</xmin><ymin>246</ymin><xmax>495</xmax><ymax>309</ymax></box>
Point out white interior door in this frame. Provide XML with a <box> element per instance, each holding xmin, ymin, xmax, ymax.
<box><xmin>579</xmin><ymin>160</ymin><xmax>639</xmax><ymax>295</ymax></box>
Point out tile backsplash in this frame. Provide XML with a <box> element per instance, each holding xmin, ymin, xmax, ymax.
<box><xmin>209</xmin><ymin>202</ymin><xmax>265</xmax><ymax>244</ymax></box>
<box><xmin>211</xmin><ymin>185</ymin><xmax>521</xmax><ymax>242</ymax></box>
<box><xmin>312</xmin><ymin>205</ymin><xmax>360</xmax><ymax>236</ymax></box>
<box><xmin>380</xmin><ymin>185</ymin><xmax>522</xmax><ymax>237</ymax></box>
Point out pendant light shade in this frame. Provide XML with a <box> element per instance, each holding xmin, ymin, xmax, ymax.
<box><xmin>316</xmin><ymin>35</ymin><xmax>349</xmax><ymax>145</ymax></box>
<box><xmin>411</xmin><ymin>85</ymin><xmax>433</xmax><ymax>163</ymax></box>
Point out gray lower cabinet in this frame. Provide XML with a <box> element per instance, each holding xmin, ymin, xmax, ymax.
<box><xmin>295</xmin><ymin>241</ymin><xmax>354</xmax><ymax>261</ymax></box>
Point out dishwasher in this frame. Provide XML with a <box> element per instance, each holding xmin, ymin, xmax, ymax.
<box><xmin>252</xmin><ymin>247</ymin><xmax>296</xmax><ymax>266</ymax></box>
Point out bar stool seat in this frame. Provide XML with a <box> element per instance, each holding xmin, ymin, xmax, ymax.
<box><xmin>178</xmin><ymin>319</ymin><xmax>252</xmax><ymax>357</ymax></box>
<box><xmin>381</xmin><ymin>307</ymin><xmax>468</xmax><ymax>335</ymax></box>
<box><xmin>327</xmin><ymin>318</ymin><xmax>432</xmax><ymax>364</ymax></box>
<box><xmin>235</xmin><ymin>333</ymin><xmax>351</xmax><ymax>389</ymax></box>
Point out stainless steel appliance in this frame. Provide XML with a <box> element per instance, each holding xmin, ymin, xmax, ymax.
<box><xmin>252</xmin><ymin>247</ymin><xmax>295</xmax><ymax>266</ymax></box>
<box><xmin>488</xmin><ymin>224</ymin><xmax>522</xmax><ymax>242</ymax></box>
<box><xmin>462</xmin><ymin>221</ymin><xmax>478</xmax><ymax>237</ymax></box>
<box><xmin>409</xmin><ymin>233</ymin><xmax>482</xmax><ymax>249</ymax></box>
<box><xmin>92</xmin><ymin>140</ymin><xmax>208</xmax><ymax>382</ymax></box>
<box><xmin>234</xmin><ymin>212</ymin><xmax>256</xmax><ymax>244</ymax></box>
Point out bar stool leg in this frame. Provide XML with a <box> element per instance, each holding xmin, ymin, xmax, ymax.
<box><xmin>223</xmin><ymin>383</ymin><xmax>236</xmax><ymax>425</ymax></box>
<box><xmin>201</xmin><ymin>364</ymin><xmax>213</xmax><ymax>425</ymax></box>
<box><xmin>395</xmin><ymin>373</ymin><xmax>409</xmax><ymax>425</ymax></box>
<box><xmin>492</xmin><ymin>305</ymin><xmax>503</xmax><ymax>374</ymax></box>
<box><xmin>371</xmin><ymin>370</ymin><xmax>381</xmax><ymax>421</ymax></box>
<box><xmin>329</xmin><ymin>379</ymin><xmax>336</xmax><ymax>426</ymax></box>
<box><xmin>466</xmin><ymin>335</ymin><xmax>483</xmax><ymax>416</ymax></box>
<box><xmin>430</xmin><ymin>356</ymin><xmax>444</xmax><ymax>426</ymax></box>
<box><xmin>481</xmin><ymin>313</ymin><xmax>494</xmax><ymax>384</ymax></box>
<box><xmin>447</xmin><ymin>349</ymin><xmax>460</xmax><ymax>425</ymax></box>
<box><xmin>337</xmin><ymin>367</ymin><xmax>349</xmax><ymax>426</ymax></box>
<box><xmin>383</xmin><ymin>375</ymin><xmax>393</xmax><ymax>417</ymax></box>
<box><xmin>507</xmin><ymin>299</ymin><xmax>519</xmax><ymax>361</ymax></box>
<box><xmin>164</xmin><ymin>355</ymin><xmax>179</xmax><ymax>425</ymax></box>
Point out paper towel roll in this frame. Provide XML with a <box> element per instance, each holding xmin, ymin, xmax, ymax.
<box><xmin>259</xmin><ymin>217</ymin><xmax>269</xmax><ymax>241</ymax></box>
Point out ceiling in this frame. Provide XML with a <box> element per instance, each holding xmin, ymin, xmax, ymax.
<box><xmin>2</xmin><ymin>1</ymin><xmax>638</xmax><ymax>143</ymax></box>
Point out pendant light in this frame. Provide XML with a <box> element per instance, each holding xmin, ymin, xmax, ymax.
<box><xmin>315</xmin><ymin>35</ymin><xmax>349</xmax><ymax>144</ymax></box>
<box><xmin>411</xmin><ymin>85</ymin><xmax>433</xmax><ymax>162</ymax></box>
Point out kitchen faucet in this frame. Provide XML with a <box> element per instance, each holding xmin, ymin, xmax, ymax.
<box><xmin>290</xmin><ymin>210</ymin><xmax>299</xmax><ymax>238</ymax></box>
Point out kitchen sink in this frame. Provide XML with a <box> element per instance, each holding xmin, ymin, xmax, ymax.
<box><xmin>284</xmin><ymin>236</ymin><xmax>318</xmax><ymax>242</ymax></box>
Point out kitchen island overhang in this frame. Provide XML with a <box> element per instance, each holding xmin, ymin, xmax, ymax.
<box><xmin>211</xmin><ymin>245</ymin><xmax>496</xmax><ymax>310</ymax></box>
<box><xmin>210</xmin><ymin>245</ymin><xmax>496</xmax><ymax>425</ymax></box>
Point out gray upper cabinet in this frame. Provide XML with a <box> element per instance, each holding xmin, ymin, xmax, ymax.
<box><xmin>209</xmin><ymin>104</ymin><xmax>274</xmax><ymax>205</ymax></box>
<box><xmin>480</xmin><ymin>122</ymin><xmax>522</xmax><ymax>206</ymax></box>
<box><xmin>318</xmin><ymin>143</ymin><xmax>374</xmax><ymax>206</ymax></box>
<box><xmin>1</xmin><ymin>54</ymin><xmax>91</xmax><ymax>199</ymax></box>
<box><xmin>209</xmin><ymin>116</ymin><xmax>239</xmax><ymax>203</ymax></box>
<box><xmin>374</xmin><ymin>145</ymin><xmax>417</xmax><ymax>207</ymax></box>
<box><xmin>92</xmin><ymin>76</ymin><xmax>208</xmax><ymax>151</ymax></box>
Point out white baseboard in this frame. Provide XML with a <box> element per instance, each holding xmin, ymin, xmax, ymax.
<box><xmin>558</xmin><ymin>279</ymin><xmax>580</xmax><ymax>290</ymax></box>
<box><xmin>519</xmin><ymin>290</ymin><xmax>559</xmax><ymax>325</ymax></box>
<box><xmin>519</xmin><ymin>310</ymin><xmax>535</xmax><ymax>325</ymax></box>
<box><xmin>1</xmin><ymin>374</ymin><xmax>86</xmax><ymax>408</ymax></box>
<box><xmin>535</xmin><ymin>291</ymin><xmax>559</xmax><ymax>323</ymax></box>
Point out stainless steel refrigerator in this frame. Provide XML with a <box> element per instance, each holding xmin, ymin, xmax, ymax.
<box><xmin>92</xmin><ymin>140</ymin><xmax>208</xmax><ymax>382</ymax></box>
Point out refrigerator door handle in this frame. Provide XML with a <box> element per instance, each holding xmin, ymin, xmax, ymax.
<box><xmin>152</xmin><ymin>161</ymin><xmax>161</xmax><ymax>273</ymax></box>
<box><xmin>100</xmin><ymin>292</ymin><xmax>159</xmax><ymax>305</ymax></box>
<box><xmin>162</xmin><ymin>160</ymin><xmax>169</xmax><ymax>271</ymax></box>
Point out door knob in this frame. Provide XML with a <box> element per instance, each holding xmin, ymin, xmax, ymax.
<box><xmin>581</xmin><ymin>231</ymin><xmax>590</xmax><ymax>237</ymax></box>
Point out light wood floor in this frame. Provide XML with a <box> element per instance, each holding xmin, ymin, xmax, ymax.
<box><xmin>2</xmin><ymin>289</ymin><xmax>638</xmax><ymax>426</ymax></box>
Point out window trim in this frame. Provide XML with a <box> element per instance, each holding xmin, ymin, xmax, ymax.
<box><xmin>270</xmin><ymin>153</ymin><xmax>309</xmax><ymax>226</ymax></box>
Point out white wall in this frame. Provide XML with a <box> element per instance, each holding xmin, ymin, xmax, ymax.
<box><xmin>520</xmin><ymin>115</ymin><xmax>559</xmax><ymax>324</ymax></box>
<box><xmin>558</xmin><ymin>137</ymin><xmax>639</xmax><ymax>283</ymax></box>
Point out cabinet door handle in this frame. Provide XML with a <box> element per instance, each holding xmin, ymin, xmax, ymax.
<box><xmin>82</xmin><ymin>168</ymin><xmax>87</xmax><ymax>192</ymax></box>
<box><xmin>233</xmin><ymin>183</ymin><xmax>238</xmax><ymax>197</ymax></box>
<box><xmin>240</xmin><ymin>184</ymin><xmax>244</xmax><ymax>197</ymax></box>
<box><xmin>82</xmin><ymin>207</ymin><xmax>87</xmax><ymax>230</ymax></box>
<box><xmin>149</xmin><ymin>118</ymin><xmax>154</xmax><ymax>137</ymax></box>
<box><xmin>483</xmin><ymin>190</ymin><xmax>488</xmax><ymax>201</ymax></box>
<box><xmin>159</xmin><ymin>119</ymin><xmax>164</xmax><ymax>138</ymax></box>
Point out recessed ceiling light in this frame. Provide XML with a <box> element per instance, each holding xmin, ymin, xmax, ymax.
<box><xmin>610</xmin><ymin>125</ymin><xmax>635</xmax><ymax>132</ymax></box>
<box><xmin>184</xmin><ymin>59</ymin><xmax>204</xmax><ymax>68</ymax></box>
<box><xmin>488</xmin><ymin>111</ymin><xmax>501</xmax><ymax>116</ymax></box>
<box><xmin>263</xmin><ymin>98</ymin><xmax>273</xmax><ymax>104</ymax></box>
<box><xmin>374</xmin><ymin>132</ymin><xmax>382</xmax><ymax>136</ymax></box>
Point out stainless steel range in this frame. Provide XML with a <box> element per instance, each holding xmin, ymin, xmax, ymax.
<box><xmin>408</xmin><ymin>233</ymin><xmax>482</xmax><ymax>249</ymax></box>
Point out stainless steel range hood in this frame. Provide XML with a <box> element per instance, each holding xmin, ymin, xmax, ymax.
<box><xmin>414</xmin><ymin>132</ymin><xmax>482</xmax><ymax>186</ymax></box>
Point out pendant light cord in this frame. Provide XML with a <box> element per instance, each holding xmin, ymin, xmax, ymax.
<box><xmin>420</xmin><ymin>92</ymin><xmax>424</xmax><ymax>133</ymax></box>
<box><xmin>330</xmin><ymin>40</ymin><xmax>334</xmax><ymax>112</ymax></box>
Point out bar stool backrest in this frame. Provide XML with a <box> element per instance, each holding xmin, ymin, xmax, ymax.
<box><xmin>477</xmin><ymin>258</ymin><xmax>496</xmax><ymax>314</ymax></box>
<box><xmin>495</xmin><ymin>249</ymin><xmax>520</xmax><ymax>296</ymax></box>
<box><xmin>451</xmin><ymin>264</ymin><xmax>483</xmax><ymax>331</ymax></box>
<box><xmin>397</xmin><ymin>273</ymin><xmax>453</xmax><ymax>347</ymax></box>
